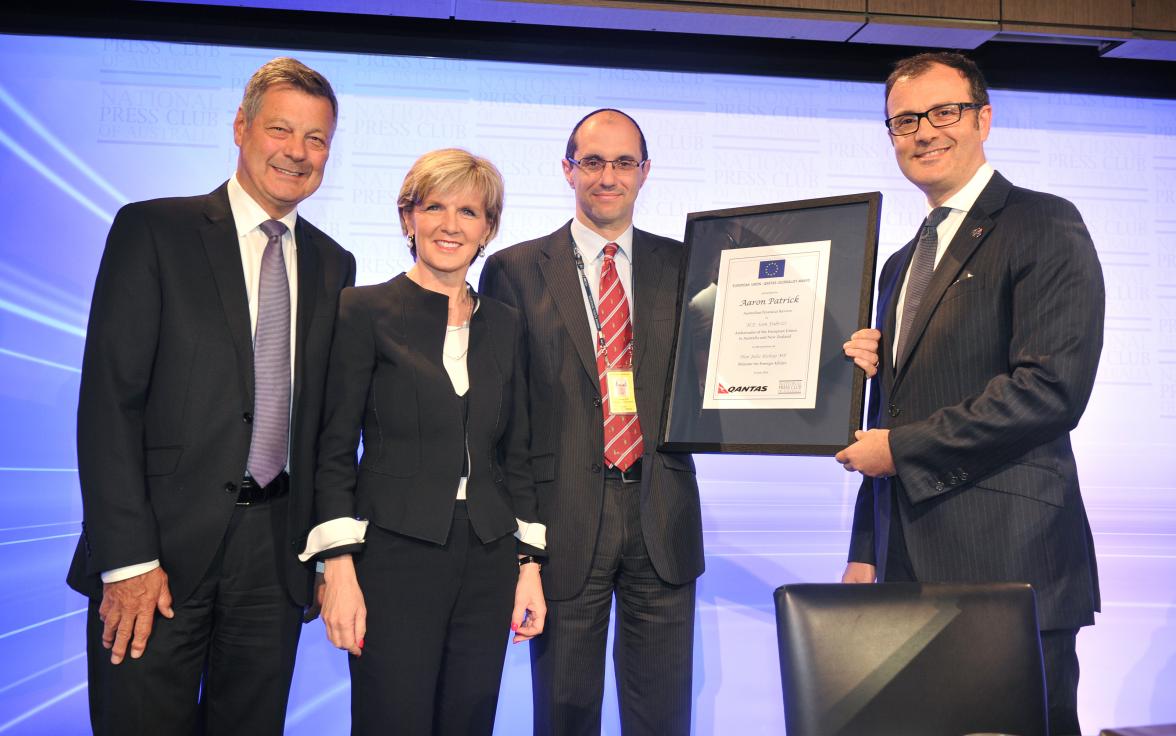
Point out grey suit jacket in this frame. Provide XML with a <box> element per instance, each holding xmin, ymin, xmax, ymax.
<box><xmin>848</xmin><ymin>172</ymin><xmax>1104</xmax><ymax>630</ymax></box>
<box><xmin>480</xmin><ymin>222</ymin><xmax>704</xmax><ymax>600</ymax></box>
<box><xmin>68</xmin><ymin>183</ymin><xmax>356</xmax><ymax>608</ymax></box>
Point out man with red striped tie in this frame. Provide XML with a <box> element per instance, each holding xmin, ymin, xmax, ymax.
<box><xmin>484</xmin><ymin>107</ymin><xmax>882</xmax><ymax>735</ymax></box>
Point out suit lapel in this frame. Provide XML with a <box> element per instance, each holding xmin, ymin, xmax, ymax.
<box><xmin>292</xmin><ymin>217</ymin><xmax>320</xmax><ymax>413</ymax></box>
<box><xmin>631</xmin><ymin>228</ymin><xmax>665</xmax><ymax>375</ymax></box>
<box><xmin>893</xmin><ymin>173</ymin><xmax>1012</xmax><ymax>387</ymax></box>
<box><xmin>200</xmin><ymin>183</ymin><xmax>253</xmax><ymax>401</ymax></box>
<box><xmin>538</xmin><ymin>223</ymin><xmax>598</xmax><ymax>384</ymax></box>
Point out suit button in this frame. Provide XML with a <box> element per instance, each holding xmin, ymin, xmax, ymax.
<box><xmin>934</xmin><ymin>481</ymin><xmax>945</xmax><ymax>492</ymax></box>
<box><xmin>959</xmin><ymin>471</ymin><xmax>969</xmax><ymax>481</ymax></box>
<box><xmin>593</xmin><ymin>398</ymin><xmax>602</xmax><ymax>407</ymax></box>
<box><xmin>224</xmin><ymin>482</ymin><xmax>237</xmax><ymax>493</ymax></box>
<box><xmin>591</xmin><ymin>463</ymin><xmax>601</xmax><ymax>473</ymax></box>
<box><xmin>888</xmin><ymin>403</ymin><xmax>900</xmax><ymax>417</ymax></box>
<box><xmin>947</xmin><ymin>473</ymin><xmax>958</xmax><ymax>485</ymax></box>
<box><xmin>242</xmin><ymin>411</ymin><xmax>253</xmax><ymax>424</ymax></box>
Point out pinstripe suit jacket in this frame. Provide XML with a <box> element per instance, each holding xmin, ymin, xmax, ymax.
<box><xmin>848</xmin><ymin>172</ymin><xmax>1104</xmax><ymax>631</ymax></box>
<box><xmin>480</xmin><ymin>222</ymin><xmax>705</xmax><ymax>601</ymax></box>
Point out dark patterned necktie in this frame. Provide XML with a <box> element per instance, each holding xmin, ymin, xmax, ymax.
<box><xmin>246</xmin><ymin>219</ymin><xmax>291</xmax><ymax>487</ymax></box>
<box><xmin>596</xmin><ymin>243</ymin><xmax>643</xmax><ymax>471</ymax></box>
<box><xmin>895</xmin><ymin>207</ymin><xmax>951</xmax><ymax>366</ymax></box>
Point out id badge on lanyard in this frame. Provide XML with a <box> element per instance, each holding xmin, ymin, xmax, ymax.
<box><xmin>606</xmin><ymin>367</ymin><xmax>638</xmax><ymax>415</ymax></box>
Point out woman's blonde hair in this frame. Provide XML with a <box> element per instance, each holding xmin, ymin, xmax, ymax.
<box><xmin>397</xmin><ymin>148</ymin><xmax>505</xmax><ymax>255</ymax></box>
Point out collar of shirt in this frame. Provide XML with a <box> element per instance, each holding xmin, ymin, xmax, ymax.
<box><xmin>570</xmin><ymin>216</ymin><xmax>634</xmax><ymax>264</ymax></box>
<box><xmin>927</xmin><ymin>162</ymin><xmax>995</xmax><ymax>269</ymax></box>
<box><xmin>228</xmin><ymin>174</ymin><xmax>299</xmax><ymax>238</ymax></box>
<box><xmin>570</xmin><ymin>217</ymin><xmax>635</xmax><ymax>334</ymax></box>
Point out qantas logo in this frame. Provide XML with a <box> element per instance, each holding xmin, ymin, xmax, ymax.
<box><xmin>717</xmin><ymin>383</ymin><xmax>768</xmax><ymax>394</ymax></box>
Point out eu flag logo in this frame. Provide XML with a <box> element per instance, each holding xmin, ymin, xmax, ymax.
<box><xmin>758</xmin><ymin>259</ymin><xmax>786</xmax><ymax>278</ymax></box>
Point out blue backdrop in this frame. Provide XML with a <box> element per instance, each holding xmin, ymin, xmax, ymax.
<box><xmin>0</xmin><ymin>34</ymin><xmax>1173</xmax><ymax>734</ymax></box>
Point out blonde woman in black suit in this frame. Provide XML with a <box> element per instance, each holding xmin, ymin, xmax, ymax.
<box><xmin>301</xmin><ymin>148</ymin><xmax>546</xmax><ymax>735</ymax></box>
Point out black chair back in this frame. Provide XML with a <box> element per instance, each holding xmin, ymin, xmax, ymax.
<box><xmin>774</xmin><ymin>582</ymin><xmax>1048</xmax><ymax>736</ymax></box>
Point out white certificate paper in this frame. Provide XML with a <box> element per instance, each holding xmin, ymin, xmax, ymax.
<box><xmin>701</xmin><ymin>241</ymin><xmax>831</xmax><ymax>410</ymax></box>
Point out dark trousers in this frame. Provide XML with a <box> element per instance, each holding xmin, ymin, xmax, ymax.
<box><xmin>885</xmin><ymin>505</ymin><xmax>1083</xmax><ymax>736</ymax></box>
<box><xmin>1040</xmin><ymin>629</ymin><xmax>1081</xmax><ymax>736</ymax></box>
<box><xmin>86</xmin><ymin>497</ymin><xmax>303</xmax><ymax>736</ymax></box>
<box><xmin>350</xmin><ymin>503</ymin><xmax>517</xmax><ymax>736</ymax></box>
<box><xmin>530</xmin><ymin>477</ymin><xmax>696</xmax><ymax>736</ymax></box>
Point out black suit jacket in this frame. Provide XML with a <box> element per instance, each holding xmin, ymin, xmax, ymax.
<box><xmin>313</xmin><ymin>274</ymin><xmax>538</xmax><ymax>545</ymax></box>
<box><xmin>480</xmin><ymin>222</ymin><xmax>704</xmax><ymax>600</ymax></box>
<box><xmin>848</xmin><ymin>172</ymin><xmax>1104</xmax><ymax>630</ymax></box>
<box><xmin>67</xmin><ymin>183</ymin><xmax>356</xmax><ymax>608</ymax></box>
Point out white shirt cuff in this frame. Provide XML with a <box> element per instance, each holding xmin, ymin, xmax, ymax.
<box><xmin>514</xmin><ymin>519</ymin><xmax>547</xmax><ymax>550</ymax></box>
<box><xmin>101</xmin><ymin>560</ymin><xmax>160</xmax><ymax>584</ymax></box>
<box><xmin>298</xmin><ymin>517</ymin><xmax>369</xmax><ymax>562</ymax></box>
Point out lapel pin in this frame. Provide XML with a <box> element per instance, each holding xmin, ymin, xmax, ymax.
<box><xmin>970</xmin><ymin>226</ymin><xmax>984</xmax><ymax>238</ymax></box>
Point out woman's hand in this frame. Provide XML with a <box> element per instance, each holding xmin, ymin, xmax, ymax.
<box><xmin>511</xmin><ymin>561</ymin><xmax>547</xmax><ymax>644</ymax></box>
<box><xmin>321</xmin><ymin>555</ymin><xmax>367</xmax><ymax>656</ymax></box>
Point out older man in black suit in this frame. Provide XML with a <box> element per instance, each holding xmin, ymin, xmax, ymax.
<box><xmin>837</xmin><ymin>52</ymin><xmax>1104</xmax><ymax>736</ymax></box>
<box><xmin>67</xmin><ymin>58</ymin><xmax>355</xmax><ymax>735</ymax></box>
<box><xmin>483</xmin><ymin>108</ymin><xmax>881</xmax><ymax>736</ymax></box>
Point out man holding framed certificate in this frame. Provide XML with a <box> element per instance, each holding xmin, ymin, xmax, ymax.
<box><xmin>837</xmin><ymin>52</ymin><xmax>1104</xmax><ymax>736</ymax></box>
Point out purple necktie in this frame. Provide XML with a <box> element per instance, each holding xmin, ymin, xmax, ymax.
<box><xmin>246</xmin><ymin>219</ymin><xmax>291</xmax><ymax>487</ymax></box>
<box><xmin>895</xmin><ymin>207</ymin><xmax>950</xmax><ymax>367</ymax></box>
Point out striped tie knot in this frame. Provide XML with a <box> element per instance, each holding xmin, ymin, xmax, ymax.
<box><xmin>924</xmin><ymin>206</ymin><xmax>950</xmax><ymax>234</ymax></box>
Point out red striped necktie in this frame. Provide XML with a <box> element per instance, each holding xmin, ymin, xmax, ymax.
<box><xmin>596</xmin><ymin>243</ymin><xmax>643</xmax><ymax>471</ymax></box>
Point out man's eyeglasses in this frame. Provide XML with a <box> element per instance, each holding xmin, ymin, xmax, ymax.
<box><xmin>884</xmin><ymin>102</ymin><xmax>985</xmax><ymax>136</ymax></box>
<box><xmin>566</xmin><ymin>156</ymin><xmax>647</xmax><ymax>174</ymax></box>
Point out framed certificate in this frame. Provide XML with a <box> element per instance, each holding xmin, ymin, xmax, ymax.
<box><xmin>658</xmin><ymin>192</ymin><xmax>881</xmax><ymax>455</ymax></box>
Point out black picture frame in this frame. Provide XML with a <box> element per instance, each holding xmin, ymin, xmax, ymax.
<box><xmin>658</xmin><ymin>192</ymin><xmax>881</xmax><ymax>455</ymax></box>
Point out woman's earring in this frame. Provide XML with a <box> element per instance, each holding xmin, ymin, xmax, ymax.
<box><xmin>408</xmin><ymin>233</ymin><xmax>416</xmax><ymax>249</ymax></box>
<box><xmin>477</xmin><ymin>244</ymin><xmax>486</xmax><ymax>258</ymax></box>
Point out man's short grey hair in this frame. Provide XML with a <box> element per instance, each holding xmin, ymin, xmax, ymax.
<box><xmin>240</xmin><ymin>57</ymin><xmax>338</xmax><ymax>124</ymax></box>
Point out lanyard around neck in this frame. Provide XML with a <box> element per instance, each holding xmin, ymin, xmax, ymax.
<box><xmin>572</xmin><ymin>244</ymin><xmax>608</xmax><ymax>351</ymax></box>
<box><xmin>571</xmin><ymin>243</ymin><xmax>636</xmax><ymax>360</ymax></box>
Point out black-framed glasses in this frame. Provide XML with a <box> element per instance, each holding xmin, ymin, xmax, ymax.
<box><xmin>884</xmin><ymin>102</ymin><xmax>985</xmax><ymax>136</ymax></box>
<box><xmin>566</xmin><ymin>156</ymin><xmax>647</xmax><ymax>174</ymax></box>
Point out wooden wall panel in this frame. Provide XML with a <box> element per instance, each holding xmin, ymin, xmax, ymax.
<box><xmin>1001</xmin><ymin>0</ymin><xmax>1132</xmax><ymax>30</ymax></box>
<box><xmin>657</xmin><ymin>0</ymin><xmax>865</xmax><ymax>10</ymax></box>
<box><xmin>867</xmin><ymin>0</ymin><xmax>998</xmax><ymax>22</ymax></box>
<box><xmin>1134</xmin><ymin>0</ymin><xmax>1176</xmax><ymax>32</ymax></box>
